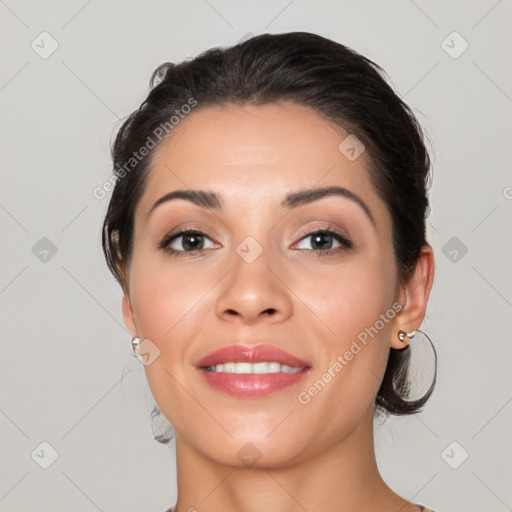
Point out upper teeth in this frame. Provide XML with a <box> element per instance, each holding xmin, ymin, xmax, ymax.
<box><xmin>207</xmin><ymin>362</ymin><xmax>305</xmax><ymax>374</ymax></box>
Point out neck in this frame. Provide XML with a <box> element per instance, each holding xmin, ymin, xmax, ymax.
<box><xmin>172</xmin><ymin>409</ymin><xmax>417</xmax><ymax>512</ymax></box>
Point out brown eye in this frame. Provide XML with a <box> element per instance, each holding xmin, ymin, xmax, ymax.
<box><xmin>295</xmin><ymin>229</ymin><xmax>353</xmax><ymax>253</ymax></box>
<box><xmin>159</xmin><ymin>229</ymin><xmax>217</xmax><ymax>254</ymax></box>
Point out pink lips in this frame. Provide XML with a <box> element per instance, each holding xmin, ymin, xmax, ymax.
<box><xmin>195</xmin><ymin>344</ymin><xmax>311</xmax><ymax>369</ymax></box>
<box><xmin>195</xmin><ymin>344</ymin><xmax>312</xmax><ymax>398</ymax></box>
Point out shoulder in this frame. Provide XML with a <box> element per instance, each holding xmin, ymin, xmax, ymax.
<box><xmin>164</xmin><ymin>504</ymin><xmax>436</xmax><ymax>512</ymax></box>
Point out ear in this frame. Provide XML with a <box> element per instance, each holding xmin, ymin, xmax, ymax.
<box><xmin>390</xmin><ymin>244</ymin><xmax>435</xmax><ymax>349</ymax></box>
<box><xmin>117</xmin><ymin>258</ymin><xmax>138</xmax><ymax>339</ymax></box>
<box><xmin>122</xmin><ymin>293</ymin><xmax>138</xmax><ymax>339</ymax></box>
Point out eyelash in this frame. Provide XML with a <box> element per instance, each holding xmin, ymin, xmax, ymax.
<box><xmin>158</xmin><ymin>226</ymin><xmax>353</xmax><ymax>257</ymax></box>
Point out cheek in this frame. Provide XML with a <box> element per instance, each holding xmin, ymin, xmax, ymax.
<box><xmin>129</xmin><ymin>255</ymin><xmax>212</xmax><ymax>342</ymax></box>
<box><xmin>300</xmin><ymin>254</ymin><xmax>396</xmax><ymax>338</ymax></box>
<box><xmin>128</xmin><ymin>257</ymin><xmax>212</xmax><ymax>427</ymax></box>
<box><xmin>297</xmin><ymin>252</ymin><xmax>397</xmax><ymax>392</ymax></box>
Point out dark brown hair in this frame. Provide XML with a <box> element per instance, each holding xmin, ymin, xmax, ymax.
<box><xmin>102</xmin><ymin>31</ymin><xmax>436</xmax><ymax>443</ymax></box>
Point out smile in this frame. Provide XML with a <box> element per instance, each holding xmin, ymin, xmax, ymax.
<box><xmin>198</xmin><ymin>365</ymin><xmax>311</xmax><ymax>397</ymax></box>
<box><xmin>203</xmin><ymin>362</ymin><xmax>306</xmax><ymax>374</ymax></box>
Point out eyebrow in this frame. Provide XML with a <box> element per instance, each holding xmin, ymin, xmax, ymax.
<box><xmin>146</xmin><ymin>186</ymin><xmax>376</xmax><ymax>227</ymax></box>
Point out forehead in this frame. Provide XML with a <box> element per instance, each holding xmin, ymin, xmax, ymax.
<box><xmin>137</xmin><ymin>102</ymin><xmax>389</xmax><ymax>228</ymax></box>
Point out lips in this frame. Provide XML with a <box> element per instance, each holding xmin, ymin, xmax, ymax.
<box><xmin>195</xmin><ymin>343</ymin><xmax>311</xmax><ymax>369</ymax></box>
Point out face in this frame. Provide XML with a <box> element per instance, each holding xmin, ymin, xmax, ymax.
<box><xmin>122</xmin><ymin>102</ymin><xmax>405</xmax><ymax>467</ymax></box>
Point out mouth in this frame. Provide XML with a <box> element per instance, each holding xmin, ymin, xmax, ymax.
<box><xmin>195</xmin><ymin>343</ymin><xmax>312</xmax><ymax>397</ymax></box>
<box><xmin>196</xmin><ymin>343</ymin><xmax>311</xmax><ymax>370</ymax></box>
<box><xmin>202</xmin><ymin>362</ymin><xmax>306</xmax><ymax>374</ymax></box>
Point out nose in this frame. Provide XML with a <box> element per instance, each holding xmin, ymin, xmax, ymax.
<box><xmin>214</xmin><ymin>245</ymin><xmax>293</xmax><ymax>325</ymax></box>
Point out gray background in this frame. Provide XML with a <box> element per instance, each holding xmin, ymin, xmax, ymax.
<box><xmin>1</xmin><ymin>1</ymin><xmax>511</xmax><ymax>511</ymax></box>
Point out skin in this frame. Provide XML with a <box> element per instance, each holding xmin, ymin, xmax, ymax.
<box><xmin>120</xmin><ymin>102</ymin><xmax>435</xmax><ymax>512</ymax></box>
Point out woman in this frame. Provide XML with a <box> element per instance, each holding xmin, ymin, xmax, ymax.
<box><xmin>102</xmin><ymin>32</ymin><xmax>437</xmax><ymax>512</ymax></box>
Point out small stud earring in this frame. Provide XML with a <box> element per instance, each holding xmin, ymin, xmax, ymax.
<box><xmin>397</xmin><ymin>330</ymin><xmax>416</xmax><ymax>344</ymax></box>
<box><xmin>131</xmin><ymin>337</ymin><xmax>140</xmax><ymax>357</ymax></box>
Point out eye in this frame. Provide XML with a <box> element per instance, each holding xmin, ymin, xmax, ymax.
<box><xmin>159</xmin><ymin>227</ymin><xmax>352</xmax><ymax>257</ymax></box>
<box><xmin>159</xmin><ymin>229</ymin><xmax>218</xmax><ymax>255</ymax></box>
<box><xmin>294</xmin><ymin>229</ymin><xmax>353</xmax><ymax>254</ymax></box>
